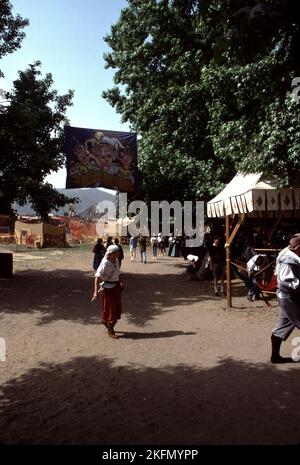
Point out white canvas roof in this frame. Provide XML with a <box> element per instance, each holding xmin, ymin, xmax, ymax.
<box><xmin>207</xmin><ymin>172</ymin><xmax>300</xmax><ymax>217</ymax></box>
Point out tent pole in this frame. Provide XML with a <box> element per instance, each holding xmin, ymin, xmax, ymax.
<box><xmin>225</xmin><ymin>214</ymin><xmax>232</xmax><ymax>307</ymax></box>
<box><xmin>269</xmin><ymin>213</ymin><xmax>282</xmax><ymax>240</ymax></box>
<box><xmin>226</xmin><ymin>213</ymin><xmax>245</xmax><ymax>308</ymax></box>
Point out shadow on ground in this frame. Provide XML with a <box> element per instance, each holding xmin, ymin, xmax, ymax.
<box><xmin>0</xmin><ymin>356</ymin><xmax>299</xmax><ymax>445</ymax></box>
<box><xmin>0</xmin><ymin>268</ymin><xmax>225</xmax><ymax>326</ymax></box>
<box><xmin>117</xmin><ymin>330</ymin><xmax>196</xmax><ymax>339</ymax></box>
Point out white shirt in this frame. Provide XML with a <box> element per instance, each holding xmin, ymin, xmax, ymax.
<box><xmin>246</xmin><ymin>254</ymin><xmax>266</xmax><ymax>274</ymax></box>
<box><xmin>95</xmin><ymin>257</ymin><xmax>120</xmax><ymax>288</ymax></box>
<box><xmin>187</xmin><ymin>254</ymin><xmax>199</xmax><ymax>262</ymax></box>
<box><xmin>275</xmin><ymin>247</ymin><xmax>289</xmax><ymax>276</ymax></box>
<box><xmin>277</xmin><ymin>249</ymin><xmax>300</xmax><ymax>297</ymax></box>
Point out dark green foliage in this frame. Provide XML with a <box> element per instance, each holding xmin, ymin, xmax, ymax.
<box><xmin>103</xmin><ymin>0</ymin><xmax>300</xmax><ymax>203</ymax></box>
<box><xmin>0</xmin><ymin>0</ymin><xmax>29</xmax><ymax>77</ymax></box>
<box><xmin>0</xmin><ymin>62</ymin><xmax>74</xmax><ymax>219</ymax></box>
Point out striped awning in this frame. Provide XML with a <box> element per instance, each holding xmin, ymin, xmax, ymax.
<box><xmin>207</xmin><ymin>173</ymin><xmax>300</xmax><ymax>217</ymax></box>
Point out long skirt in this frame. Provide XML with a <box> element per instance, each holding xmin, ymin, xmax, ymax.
<box><xmin>101</xmin><ymin>283</ymin><xmax>122</xmax><ymax>326</ymax></box>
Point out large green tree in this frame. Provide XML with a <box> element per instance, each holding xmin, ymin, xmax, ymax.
<box><xmin>103</xmin><ymin>0</ymin><xmax>299</xmax><ymax>203</ymax></box>
<box><xmin>0</xmin><ymin>0</ymin><xmax>28</xmax><ymax>78</ymax></box>
<box><xmin>103</xmin><ymin>0</ymin><xmax>235</xmax><ymax>204</ymax></box>
<box><xmin>201</xmin><ymin>0</ymin><xmax>300</xmax><ymax>185</ymax></box>
<box><xmin>0</xmin><ymin>62</ymin><xmax>74</xmax><ymax>218</ymax></box>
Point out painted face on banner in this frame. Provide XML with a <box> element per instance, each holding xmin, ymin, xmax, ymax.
<box><xmin>101</xmin><ymin>145</ymin><xmax>114</xmax><ymax>169</ymax></box>
<box><xmin>65</xmin><ymin>126</ymin><xmax>137</xmax><ymax>190</ymax></box>
<box><xmin>121</xmin><ymin>150</ymin><xmax>132</xmax><ymax>169</ymax></box>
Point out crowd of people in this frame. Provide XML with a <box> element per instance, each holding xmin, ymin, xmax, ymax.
<box><xmin>91</xmin><ymin>229</ymin><xmax>300</xmax><ymax>366</ymax></box>
<box><xmin>90</xmin><ymin>232</ymin><xmax>191</xmax><ymax>339</ymax></box>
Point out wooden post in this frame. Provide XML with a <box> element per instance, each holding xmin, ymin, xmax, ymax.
<box><xmin>269</xmin><ymin>213</ymin><xmax>282</xmax><ymax>240</ymax></box>
<box><xmin>225</xmin><ymin>214</ymin><xmax>232</xmax><ymax>307</ymax></box>
<box><xmin>226</xmin><ymin>213</ymin><xmax>245</xmax><ymax>308</ymax></box>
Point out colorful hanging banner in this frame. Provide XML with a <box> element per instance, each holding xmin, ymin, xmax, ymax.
<box><xmin>65</xmin><ymin>126</ymin><xmax>137</xmax><ymax>192</ymax></box>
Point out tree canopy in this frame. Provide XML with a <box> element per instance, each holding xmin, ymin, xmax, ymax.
<box><xmin>0</xmin><ymin>0</ymin><xmax>29</xmax><ymax>77</ymax></box>
<box><xmin>0</xmin><ymin>1</ymin><xmax>74</xmax><ymax>219</ymax></box>
<box><xmin>103</xmin><ymin>0</ymin><xmax>300</xmax><ymax>203</ymax></box>
<box><xmin>201</xmin><ymin>0</ymin><xmax>300</xmax><ymax>186</ymax></box>
<box><xmin>0</xmin><ymin>62</ymin><xmax>74</xmax><ymax>219</ymax></box>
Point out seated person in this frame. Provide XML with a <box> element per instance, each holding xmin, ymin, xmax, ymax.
<box><xmin>186</xmin><ymin>254</ymin><xmax>201</xmax><ymax>280</ymax></box>
<box><xmin>246</xmin><ymin>254</ymin><xmax>267</xmax><ymax>302</ymax></box>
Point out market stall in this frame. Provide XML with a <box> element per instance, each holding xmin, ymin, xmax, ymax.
<box><xmin>207</xmin><ymin>172</ymin><xmax>300</xmax><ymax>306</ymax></box>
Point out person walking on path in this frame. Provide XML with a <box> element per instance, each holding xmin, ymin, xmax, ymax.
<box><xmin>139</xmin><ymin>236</ymin><xmax>147</xmax><ymax>264</ymax></box>
<box><xmin>208</xmin><ymin>236</ymin><xmax>226</xmax><ymax>296</ymax></box>
<box><xmin>150</xmin><ymin>235</ymin><xmax>158</xmax><ymax>261</ymax></box>
<box><xmin>105</xmin><ymin>236</ymin><xmax>113</xmax><ymax>250</ymax></box>
<box><xmin>93</xmin><ymin>245</ymin><xmax>123</xmax><ymax>339</ymax></box>
<box><xmin>271</xmin><ymin>235</ymin><xmax>300</xmax><ymax>363</ymax></box>
<box><xmin>129</xmin><ymin>235</ymin><xmax>138</xmax><ymax>262</ymax></box>
<box><xmin>92</xmin><ymin>238</ymin><xmax>106</xmax><ymax>271</ymax></box>
<box><xmin>114</xmin><ymin>237</ymin><xmax>124</xmax><ymax>268</ymax></box>
<box><xmin>157</xmin><ymin>233</ymin><xmax>166</xmax><ymax>256</ymax></box>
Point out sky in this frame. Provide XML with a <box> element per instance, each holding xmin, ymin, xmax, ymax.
<box><xmin>0</xmin><ymin>0</ymin><xmax>129</xmax><ymax>191</ymax></box>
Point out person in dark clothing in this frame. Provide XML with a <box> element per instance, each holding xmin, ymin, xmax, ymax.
<box><xmin>105</xmin><ymin>236</ymin><xmax>113</xmax><ymax>250</ymax></box>
<box><xmin>168</xmin><ymin>236</ymin><xmax>181</xmax><ymax>257</ymax></box>
<box><xmin>139</xmin><ymin>236</ymin><xmax>147</xmax><ymax>264</ymax></box>
<box><xmin>243</xmin><ymin>245</ymin><xmax>257</xmax><ymax>263</ymax></box>
<box><xmin>209</xmin><ymin>237</ymin><xmax>226</xmax><ymax>296</ymax></box>
<box><xmin>114</xmin><ymin>238</ymin><xmax>124</xmax><ymax>268</ymax></box>
<box><xmin>92</xmin><ymin>238</ymin><xmax>106</xmax><ymax>271</ymax></box>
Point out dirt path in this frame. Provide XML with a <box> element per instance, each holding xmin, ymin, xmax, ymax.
<box><xmin>0</xmin><ymin>244</ymin><xmax>300</xmax><ymax>445</ymax></box>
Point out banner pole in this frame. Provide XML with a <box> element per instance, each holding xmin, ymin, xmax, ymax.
<box><xmin>116</xmin><ymin>187</ymin><xmax>120</xmax><ymax>237</ymax></box>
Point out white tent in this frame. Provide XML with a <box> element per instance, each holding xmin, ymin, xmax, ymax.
<box><xmin>207</xmin><ymin>172</ymin><xmax>300</xmax><ymax>218</ymax></box>
<box><xmin>206</xmin><ymin>172</ymin><xmax>300</xmax><ymax>307</ymax></box>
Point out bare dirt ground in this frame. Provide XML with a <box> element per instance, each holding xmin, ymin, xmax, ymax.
<box><xmin>0</xmin><ymin>243</ymin><xmax>300</xmax><ymax>445</ymax></box>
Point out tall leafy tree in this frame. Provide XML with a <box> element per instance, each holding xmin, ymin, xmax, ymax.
<box><xmin>201</xmin><ymin>0</ymin><xmax>300</xmax><ymax>185</ymax></box>
<box><xmin>104</xmin><ymin>0</ymin><xmax>300</xmax><ymax>204</ymax></box>
<box><xmin>103</xmin><ymin>0</ymin><xmax>235</xmax><ymax>204</ymax></box>
<box><xmin>0</xmin><ymin>62</ymin><xmax>74</xmax><ymax>218</ymax></box>
<box><xmin>0</xmin><ymin>0</ymin><xmax>29</xmax><ymax>77</ymax></box>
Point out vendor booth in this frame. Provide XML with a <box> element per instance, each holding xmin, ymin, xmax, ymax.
<box><xmin>15</xmin><ymin>220</ymin><xmax>67</xmax><ymax>247</ymax></box>
<box><xmin>207</xmin><ymin>172</ymin><xmax>300</xmax><ymax>307</ymax></box>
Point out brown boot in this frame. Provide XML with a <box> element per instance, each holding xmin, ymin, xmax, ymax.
<box><xmin>107</xmin><ymin>325</ymin><xmax>119</xmax><ymax>339</ymax></box>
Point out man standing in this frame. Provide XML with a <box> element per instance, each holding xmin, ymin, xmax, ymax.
<box><xmin>139</xmin><ymin>236</ymin><xmax>147</xmax><ymax>264</ymax></box>
<box><xmin>209</xmin><ymin>236</ymin><xmax>226</xmax><ymax>296</ymax></box>
<box><xmin>271</xmin><ymin>235</ymin><xmax>300</xmax><ymax>363</ymax></box>
<box><xmin>114</xmin><ymin>238</ymin><xmax>124</xmax><ymax>268</ymax></box>
<box><xmin>150</xmin><ymin>235</ymin><xmax>158</xmax><ymax>261</ymax></box>
<box><xmin>129</xmin><ymin>235</ymin><xmax>138</xmax><ymax>262</ymax></box>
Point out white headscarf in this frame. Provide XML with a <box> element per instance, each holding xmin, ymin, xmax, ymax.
<box><xmin>95</xmin><ymin>244</ymin><xmax>120</xmax><ymax>284</ymax></box>
<box><xmin>105</xmin><ymin>244</ymin><xmax>119</xmax><ymax>257</ymax></box>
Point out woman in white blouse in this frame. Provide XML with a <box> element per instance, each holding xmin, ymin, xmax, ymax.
<box><xmin>93</xmin><ymin>244</ymin><xmax>123</xmax><ymax>339</ymax></box>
